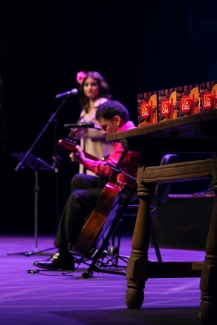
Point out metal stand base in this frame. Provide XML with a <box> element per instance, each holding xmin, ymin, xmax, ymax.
<box><xmin>7</xmin><ymin>247</ymin><xmax>56</xmax><ymax>256</ymax></box>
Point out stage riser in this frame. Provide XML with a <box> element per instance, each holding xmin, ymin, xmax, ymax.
<box><xmin>122</xmin><ymin>195</ymin><xmax>214</xmax><ymax>250</ymax></box>
<box><xmin>151</xmin><ymin>195</ymin><xmax>214</xmax><ymax>250</ymax></box>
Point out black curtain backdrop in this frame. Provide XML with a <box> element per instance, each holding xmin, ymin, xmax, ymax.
<box><xmin>0</xmin><ymin>0</ymin><xmax>217</xmax><ymax>235</ymax></box>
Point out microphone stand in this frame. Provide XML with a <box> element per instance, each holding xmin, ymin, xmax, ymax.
<box><xmin>15</xmin><ymin>98</ymin><xmax>68</xmax><ymax>173</ymax></box>
<box><xmin>10</xmin><ymin>97</ymin><xmax>69</xmax><ymax>256</ymax></box>
<box><xmin>51</xmin><ymin>117</ymin><xmax>62</xmax><ymax>229</ymax></box>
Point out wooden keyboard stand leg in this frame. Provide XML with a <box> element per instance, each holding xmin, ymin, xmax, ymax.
<box><xmin>125</xmin><ymin>183</ymin><xmax>154</xmax><ymax>308</ymax></box>
<box><xmin>199</xmin><ymin>153</ymin><xmax>217</xmax><ymax>324</ymax></box>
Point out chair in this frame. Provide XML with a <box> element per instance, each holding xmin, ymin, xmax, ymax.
<box><xmin>73</xmin><ymin>153</ymin><xmax>178</xmax><ymax>278</ymax></box>
<box><xmin>108</xmin><ymin>153</ymin><xmax>178</xmax><ymax>265</ymax></box>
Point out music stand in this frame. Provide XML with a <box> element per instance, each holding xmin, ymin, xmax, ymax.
<box><xmin>8</xmin><ymin>152</ymin><xmax>54</xmax><ymax>256</ymax></box>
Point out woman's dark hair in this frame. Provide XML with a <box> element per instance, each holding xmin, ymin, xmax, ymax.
<box><xmin>79</xmin><ymin>71</ymin><xmax>111</xmax><ymax>110</ymax></box>
<box><xmin>96</xmin><ymin>100</ymin><xmax>129</xmax><ymax>123</ymax></box>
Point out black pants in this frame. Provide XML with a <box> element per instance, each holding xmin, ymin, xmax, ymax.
<box><xmin>54</xmin><ymin>174</ymin><xmax>107</xmax><ymax>251</ymax></box>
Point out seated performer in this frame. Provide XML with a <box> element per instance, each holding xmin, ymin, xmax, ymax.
<box><xmin>33</xmin><ymin>99</ymin><xmax>139</xmax><ymax>270</ymax></box>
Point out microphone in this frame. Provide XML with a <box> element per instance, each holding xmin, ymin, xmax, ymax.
<box><xmin>64</xmin><ymin>123</ymin><xmax>102</xmax><ymax>130</ymax></box>
<box><xmin>55</xmin><ymin>88</ymin><xmax>78</xmax><ymax>99</ymax></box>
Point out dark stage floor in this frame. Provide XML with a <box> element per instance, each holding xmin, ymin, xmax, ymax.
<box><xmin>0</xmin><ymin>234</ymin><xmax>206</xmax><ymax>325</ymax></box>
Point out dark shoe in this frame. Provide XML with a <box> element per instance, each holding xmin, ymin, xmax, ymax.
<box><xmin>33</xmin><ymin>251</ymin><xmax>75</xmax><ymax>270</ymax></box>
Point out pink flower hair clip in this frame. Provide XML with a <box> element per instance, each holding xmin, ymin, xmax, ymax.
<box><xmin>76</xmin><ymin>71</ymin><xmax>87</xmax><ymax>84</ymax></box>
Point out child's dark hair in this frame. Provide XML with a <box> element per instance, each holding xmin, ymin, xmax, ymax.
<box><xmin>96</xmin><ymin>100</ymin><xmax>129</xmax><ymax>123</ymax></box>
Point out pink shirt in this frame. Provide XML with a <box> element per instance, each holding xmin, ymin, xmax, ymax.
<box><xmin>83</xmin><ymin>121</ymin><xmax>140</xmax><ymax>186</ymax></box>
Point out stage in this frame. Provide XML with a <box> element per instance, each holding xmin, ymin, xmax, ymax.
<box><xmin>1</xmin><ymin>234</ymin><xmax>206</xmax><ymax>325</ymax></box>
